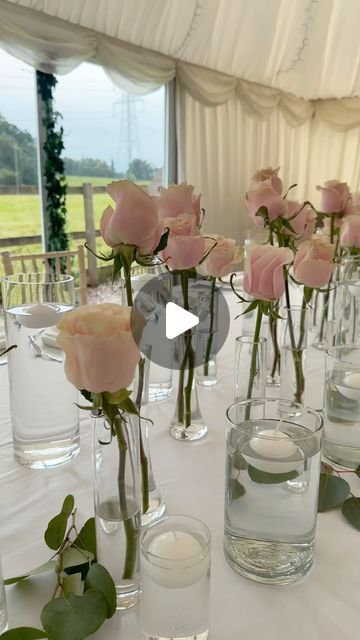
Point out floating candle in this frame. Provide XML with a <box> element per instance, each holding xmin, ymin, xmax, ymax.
<box><xmin>144</xmin><ymin>530</ymin><xmax>208</xmax><ymax>589</ymax></box>
<box><xmin>18</xmin><ymin>303</ymin><xmax>61</xmax><ymax>329</ymax></box>
<box><xmin>337</xmin><ymin>372</ymin><xmax>360</xmax><ymax>401</ymax></box>
<box><xmin>244</xmin><ymin>428</ymin><xmax>300</xmax><ymax>474</ymax></box>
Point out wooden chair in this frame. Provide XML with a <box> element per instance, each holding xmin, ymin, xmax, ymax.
<box><xmin>1</xmin><ymin>245</ymin><xmax>88</xmax><ymax>305</ymax></box>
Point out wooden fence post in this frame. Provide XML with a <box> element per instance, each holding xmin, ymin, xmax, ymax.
<box><xmin>82</xmin><ymin>182</ymin><xmax>98</xmax><ymax>286</ymax></box>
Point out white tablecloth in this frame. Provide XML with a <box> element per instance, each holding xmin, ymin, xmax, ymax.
<box><xmin>0</xmin><ymin>292</ymin><xmax>359</xmax><ymax>639</ymax></box>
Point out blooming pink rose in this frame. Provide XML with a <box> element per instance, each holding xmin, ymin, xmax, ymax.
<box><xmin>100</xmin><ymin>180</ymin><xmax>162</xmax><ymax>255</ymax></box>
<box><xmin>197</xmin><ymin>234</ymin><xmax>243</xmax><ymax>278</ymax></box>
<box><xmin>154</xmin><ymin>183</ymin><xmax>201</xmax><ymax>226</ymax></box>
<box><xmin>316</xmin><ymin>180</ymin><xmax>350</xmax><ymax>214</ymax></box>
<box><xmin>284</xmin><ymin>201</ymin><xmax>317</xmax><ymax>243</ymax></box>
<box><xmin>293</xmin><ymin>237</ymin><xmax>335</xmax><ymax>288</ymax></box>
<box><xmin>243</xmin><ymin>244</ymin><xmax>293</xmax><ymax>301</ymax></box>
<box><xmin>252</xmin><ymin>166</ymin><xmax>283</xmax><ymax>195</ymax></box>
<box><xmin>160</xmin><ymin>213</ymin><xmax>205</xmax><ymax>270</ymax></box>
<box><xmin>245</xmin><ymin>180</ymin><xmax>288</xmax><ymax>227</ymax></box>
<box><xmin>57</xmin><ymin>304</ymin><xmax>141</xmax><ymax>393</ymax></box>
<box><xmin>340</xmin><ymin>214</ymin><xmax>360</xmax><ymax>249</ymax></box>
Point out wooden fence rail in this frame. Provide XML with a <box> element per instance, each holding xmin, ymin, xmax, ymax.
<box><xmin>0</xmin><ymin>182</ymin><xmax>103</xmax><ymax>286</ymax></box>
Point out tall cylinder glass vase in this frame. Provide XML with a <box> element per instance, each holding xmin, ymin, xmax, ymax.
<box><xmin>335</xmin><ymin>280</ymin><xmax>360</xmax><ymax>345</ymax></box>
<box><xmin>234</xmin><ymin>336</ymin><xmax>267</xmax><ymax>401</ymax></box>
<box><xmin>266</xmin><ymin>315</ymin><xmax>281</xmax><ymax>387</ymax></box>
<box><xmin>2</xmin><ymin>273</ymin><xmax>79</xmax><ymax>468</ymax></box>
<box><xmin>93</xmin><ymin>411</ymin><xmax>141</xmax><ymax>610</ymax></box>
<box><xmin>134</xmin><ymin>350</ymin><xmax>166</xmax><ymax>525</ymax></box>
<box><xmin>170</xmin><ymin>329</ymin><xmax>207</xmax><ymax>441</ymax></box>
<box><xmin>132</xmin><ymin>261</ymin><xmax>173</xmax><ymax>402</ymax></box>
<box><xmin>280</xmin><ymin>306</ymin><xmax>308</xmax><ymax>414</ymax></box>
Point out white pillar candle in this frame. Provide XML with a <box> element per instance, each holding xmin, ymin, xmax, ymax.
<box><xmin>337</xmin><ymin>373</ymin><xmax>360</xmax><ymax>401</ymax></box>
<box><xmin>18</xmin><ymin>303</ymin><xmax>61</xmax><ymax>329</ymax></box>
<box><xmin>144</xmin><ymin>531</ymin><xmax>208</xmax><ymax>589</ymax></box>
<box><xmin>244</xmin><ymin>429</ymin><xmax>300</xmax><ymax>474</ymax></box>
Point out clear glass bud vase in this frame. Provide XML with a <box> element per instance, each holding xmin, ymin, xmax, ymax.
<box><xmin>280</xmin><ymin>306</ymin><xmax>308</xmax><ymax>411</ymax></box>
<box><xmin>93</xmin><ymin>411</ymin><xmax>141</xmax><ymax>610</ymax></box>
<box><xmin>134</xmin><ymin>351</ymin><xmax>166</xmax><ymax>525</ymax></box>
<box><xmin>170</xmin><ymin>331</ymin><xmax>207</xmax><ymax>441</ymax></box>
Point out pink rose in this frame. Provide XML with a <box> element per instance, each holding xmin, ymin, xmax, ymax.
<box><xmin>293</xmin><ymin>237</ymin><xmax>335</xmax><ymax>288</ymax></box>
<box><xmin>252</xmin><ymin>166</ymin><xmax>283</xmax><ymax>195</ymax></box>
<box><xmin>57</xmin><ymin>304</ymin><xmax>141</xmax><ymax>393</ymax></box>
<box><xmin>345</xmin><ymin>191</ymin><xmax>360</xmax><ymax>217</ymax></box>
<box><xmin>197</xmin><ymin>234</ymin><xmax>243</xmax><ymax>278</ymax></box>
<box><xmin>340</xmin><ymin>214</ymin><xmax>360</xmax><ymax>249</ymax></box>
<box><xmin>316</xmin><ymin>180</ymin><xmax>350</xmax><ymax>214</ymax></box>
<box><xmin>245</xmin><ymin>180</ymin><xmax>288</xmax><ymax>227</ymax></box>
<box><xmin>100</xmin><ymin>180</ymin><xmax>162</xmax><ymax>255</ymax></box>
<box><xmin>154</xmin><ymin>183</ymin><xmax>201</xmax><ymax>226</ymax></box>
<box><xmin>284</xmin><ymin>201</ymin><xmax>317</xmax><ymax>243</ymax></box>
<box><xmin>244</xmin><ymin>244</ymin><xmax>293</xmax><ymax>301</ymax></box>
<box><xmin>160</xmin><ymin>213</ymin><xmax>205</xmax><ymax>270</ymax></box>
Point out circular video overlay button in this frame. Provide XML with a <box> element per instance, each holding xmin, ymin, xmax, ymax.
<box><xmin>130</xmin><ymin>272</ymin><xmax>230</xmax><ymax>370</ymax></box>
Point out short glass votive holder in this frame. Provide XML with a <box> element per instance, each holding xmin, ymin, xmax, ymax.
<box><xmin>323</xmin><ymin>345</ymin><xmax>360</xmax><ymax>468</ymax></box>
<box><xmin>0</xmin><ymin>556</ymin><xmax>8</xmax><ymax>633</ymax></box>
<box><xmin>141</xmin><ymin>515</ymin><xmax>211</xmax><ymax>640</ymax></box>
<box><xmin>224</xmin><ymin>398</ymin><xmax>323</xmax><ymax>585</ymax></box>
<box><xmin>234</xmin><ymin>336</ymin><xmax>267</xmax><ymax>400</ymax></box>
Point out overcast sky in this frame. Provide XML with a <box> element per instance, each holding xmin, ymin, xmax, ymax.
<box><xmin>0</xmin><ymin>48</ymin><xmax>165</xmax><ymax>172</ymax></box>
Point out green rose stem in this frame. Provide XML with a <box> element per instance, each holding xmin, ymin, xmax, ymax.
<box><xmin>319</xmin><ymin>214</ymin><xmax>337</xmax><ymax>342</ymax></box>
<box><xmin>284</xmin><ymin>276</ymin><xmax>305</xmax><ymax>403</ymax></box>
<box><xmin>123</xmin><ymin>260</ymin><xmax>149</xmax><ymax>515</ymax></box>
<box><xmin>245</xmin><ymin>305</ymin><xmax>263</xmax><ymax>421</ymax></box>
<box><xmin>177</xmin><ymin>271</ymin><xmax>196</xmax><ymax>429</ymax></box>
<box><xmin>203</xmin><ymin>276</ymin><xmax>216</xmax><ymax>377</ymax></box>
<box><xmin>269</xmin><ymin>310</ymin><xmax>280</xmax><ymax>381</ymax></box>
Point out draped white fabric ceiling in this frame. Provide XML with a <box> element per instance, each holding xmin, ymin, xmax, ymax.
<box><xmin>2</xmin><ymin>0</ymin><xmax>360</xmax><ymax>101</ymax></box>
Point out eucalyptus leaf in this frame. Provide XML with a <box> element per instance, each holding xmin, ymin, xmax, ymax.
<box><xmin>0</xmin><ymin>628</ymin><xmax>48</xmax><ymax>639</ymax></box>
<box><xmin>84</xmin><ymin>564</ymin><xmax>117</xmax><ymax>618</ymax></box>
<box><xmin>5</xmin><ymin>560</ymin><xmax>57</xmax><ymax>585</ymax></box>
<box><xmin>41</xmin><ymin>590</ymin><xmax>107</xmax><ymax>640</ymax></box>
<box><xmin>62</xmin><ymin>573</ymin><xmax>83</xmax><ymax>597</ymax></box>
<box><xmin>44</xmin><ymin>495</ymin><xmax>75</xmax><ymax>551</ymax></box>
<box><xmin>248</xmin><ymin>465</ymin><xmax>299</xmax><ymax>484</ymax></box>
<box><xmin>318</xmin><ymin>473</ymin><xmax>350</xmax><ymax>512</ymax></box>
<box><xmin>341</xmin><ymin>496</ymin><xmax>360</xmax><ymax>530</ymax></box>
<box><xmin>62</xmin><ymin>547</ymin><xmax>93</xmax><ymax>570</ymax></box>
<box><xmin>230</xmin><ymin>479</ymin><xmax>246</xmax><ymax>500</ymax></box>
<box><xmin>232</xmin><ymin>452</ymin><xmax>248</xmax><ymax>471</ymax></box>
<box><xmin>72</xmin><ymin>518</ymin><xmax>96</xmax><ymax>559</ymax></box>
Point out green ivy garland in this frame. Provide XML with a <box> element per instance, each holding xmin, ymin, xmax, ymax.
<box><xmin>36</xmin><ymin>71</ymin><xmax>69</xmax><ymax>253</ymax></box>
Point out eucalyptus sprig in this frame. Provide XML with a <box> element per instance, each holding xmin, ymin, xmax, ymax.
<box><xmin>1</xmin><ymin>496</ymin><xmax>116</xmax><ymax>640</ymax></box>
<box><xmin>318</xmin><ymin>463</ymin><xmax>360</xmax><ymax>530</ymax></box>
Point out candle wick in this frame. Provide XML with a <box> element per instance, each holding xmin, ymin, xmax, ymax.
<box><xmin>274</xmin><ymin>416</ymin><xmax>284</xmax><ymax>435</ymax></box>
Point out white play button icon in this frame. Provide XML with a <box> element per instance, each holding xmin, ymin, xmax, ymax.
<box><xmin>165</xmin><ymin>302</ymin><xmax>199</xmax><ymax>340</ymax></box>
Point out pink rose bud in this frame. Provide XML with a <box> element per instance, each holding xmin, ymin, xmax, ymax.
<box><xmin>197</xmin><ymin>234</ymin><xmax>243</xmax><ymax>278</ymax></box>
<box><xmin>245</xmin><ymin>180</ymin><xmax>288</xmax><ymax>227</ymax></box>
<box><xmin>160</xmin><ymin>213</ymin><xmax>205</xmax><ymax>270</ymax></box>
<box><xmin>243</xmin><ymin>244</ymin><xmax>293</xmax><ymax>301</ymax></box>
<box><xmin>340</xmin><ymin>214</ymin><xmax>360</xmax><ymax>249</ymax></box>
<box><xmin>293</xmin><ymin>237</ymin><xmax>335</xmax><ymax>288</ymax></box>
<box><xmin>252</xmin><ymin>166</ymin><xmax>283</xmax><ymax>195</ymax></box>
<box><xmin>57</xmin><ymin>304</ymin><xmax>142</xmax><ymax>393</ymax></box>
<box><xmin>100</xmin><ymin>180</ymin><xmax>162</xmax><ymax>255</ymax></box>
<box><xmin>154</xmin><ymin>183</ymin><xmax>202</xmax><ymax>226</ymax></box>
<box><xmin>316</xmin><ymin>180</ymin><xmax>350</xmax><ymax>214</ymax></box>
<box><xmin>284</xmin><ymin>201</ymin><xmax>317</xmax><ymax>244</ymax></box>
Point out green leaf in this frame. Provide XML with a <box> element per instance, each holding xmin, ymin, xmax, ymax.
<box><xmin>230</xmin><ymin>479</ymin><xmax>246</xmax><ymax>500</ymax></box>
<box><xmin>318</xmin><ymin>473</ymin><xmax>350</xmax><ymax>512</ymax></box>
<box><xmin>341</xmin><ymin>497</ymin><xmax>360</xmax><ymax>530</ymax></box>
<box><xmin>0</xmin><ymin>628</ymin><xmax>48</xmax><ymax>639</ymax></box>
<box><xmin>84</xmin><ymin>564</ymin><xmax>117</xmax><ymax>619</ymax></box>
<box><xmin>303</xmin><ymin>286</ymin><xmax>313</xmax><ymax>305</ymax></box>
<box><xmin>355</xmin><ymin>465</ymin><xmax>360</xmax><ymax>479</ymax></box>
<box><xmin>62</xmin><ymin>548</ymin><xmax>94</xmax><ymax>570</ymax></box>
<box><xmin>62</xmin><ymin>574</ymin><xmax>83</xmax><ymax>597</ymax></box>
<box><xmin>154</xmin><ymin>228</ymin><xmax>169</xmax><ymax>253</ymax></box>
<box><xmin>41</xmin><ymin>590</ymin><xmax>107</xmax><ymax>640</ymax></box>
<box><xmin>72</xmin><ymin>518</ymin><xmax>96</xmax><ymax>559</ymax></box>
<box><xmin>5</xmin><ymin>560</ymin><xmax>57</xmax><ymax>585</ymax></box>
<box><xmin>248</xmin><ymin>465</ymin><xmax>299</xmax><ymax>484</ymax></box>
<box><xmin>232</xmin><ymin>452</ymin><xmax>248</xmax><ymax>471</ymax></box>
<box><xmin>239</xmin><ymin>300</ymin><xmax>258</xmax><ymax>316</ymax></box>
<box><xmin>44</xmin><ymin>495</ymin><xmax>74</xmax><ymax>551</ymax></box>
